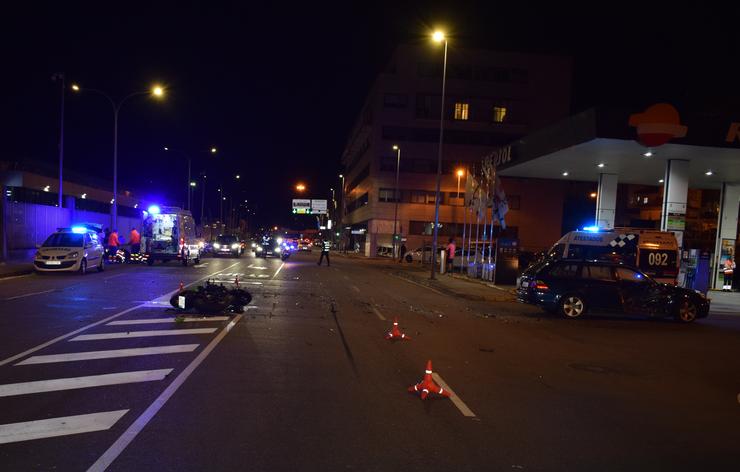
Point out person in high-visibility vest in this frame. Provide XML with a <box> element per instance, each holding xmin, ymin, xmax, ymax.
<box><xmin>723</xmin><ymin>256</ymin><xmax>735</xmax><ymax>291</ymax></box>
<box><xmin>129</xmin><ymin>227</ymin><xmax>141</xmax><ymax>254</ymax></box>
<box><xmin>108</xmin><ymin>229</ymin><xmax>119</xmax><ymax>261</ymax></box>
<box><xmin>317</xmin><ymin>237</ymin><xmax>331</xmax><ymax>266</ymax></box>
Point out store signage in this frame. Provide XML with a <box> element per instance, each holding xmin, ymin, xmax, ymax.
<box><xmin>726</xmin><ymin>122</ymin><xmax>740</xmax><ymax>143</ymax></box>
<box><xmin>492</xmin><ymin>145</ymin><xmax>512</xmax><ymax>167</ymax></box>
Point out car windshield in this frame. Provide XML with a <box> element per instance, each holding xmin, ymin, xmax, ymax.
<box><xmin>42</xmin><ymin>233</ymin><xmax>84</xmax><ymax>247</ymax></box>
<box><xmin>217</xmin><ymin>236</ymin><xmax>237</xmax><ymax>244</ymax></box>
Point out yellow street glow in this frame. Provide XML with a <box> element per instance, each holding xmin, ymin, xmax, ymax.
<box><xmin>295</xmin><ymin>184</ymin><xmax>306</xmax><ymax>192</ymax></box>
<box><xmin>211</xmin><ymin>147</ymin><xmax>217</xmax><ymax>153</ymax></box>
<box><xmin>432</xmin><ymin>31</ymin><xmax>445</xmax><ymax>42</ymax></box>
<box><xmin>392</xmin><ymin>145</ymin><xmax>399</xmax><ymax>150</ymax></box>
<box><xmin>152</xmin><ymin>85</ymin><xmax>164</xmax><ymax>97</ymax></box>
<box><xmin>71</xmin><ymin>84</ymin><xmax>80</xmax><ymax>91</ymax></box>
<box><xmin>456</xmin><ymin>169</ymin><xmax>464</xmax><ymax>177</ymax></box>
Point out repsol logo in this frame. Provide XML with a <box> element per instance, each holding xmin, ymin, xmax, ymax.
<box><xmin>493</xmin><ymin>146</ymin><xmax>512</xmax><ymax>167</ymax></box>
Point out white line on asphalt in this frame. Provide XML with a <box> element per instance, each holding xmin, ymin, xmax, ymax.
<box><xmin>4</xmin><ymin>289</ymin><xmax>56</xmax><ymax>301</ymax></box>
<box><xmin>16</xmin><ymin>345</ymin><xmax>199</xmax><ymax>365</ymax></box>
<box><xmin>0</xmin><ymin>369</ymin><xmax>173</xmax><ymax>398</ymax></box>
<box><xmin>351</xmin><ymin>285</ymin><xmax>360</xmax><ymax>294</ymax></box>
<box><xmin>103</xmin><ymin>273</ymin><xmax>127</xmax><ymax>281</ymax></box>
<box><xmin>88</xmin><ymin>315</ymin><xmax>243</xmax><ymax>472</ymax></box>
<box><xmin>272</xmin><ymin>262</ymin><xmax>285</xmax><ymax>279</ymax></box>
<box><xmin>70</xmin><ymin>328</ymin><xmax>217</xmax><ymax>342</ymax></box>
<box><xmin>431</xmin><ymin>373</ymin><xmax>477</xmax><ymax>418</ymax></box>
<box><xmin>391</xmin><ymin>274</ymin><xmax>446</xmax><ymax>296</ymax></box>
<box><xmin>371</xmin><ymin>305</ymin><xmax>387</xmax><ymax>321</ymax></box>
<box><xmin>0</xmin><ymin>410</ymin><xmax>129</xmax><ymax>445</ymax></box>
<box><xmin>0</xmin><ymin>262</ymin><xmax>242</xmax><ymax>367</ymax></box>
<box><xmin>0</xmin><ymin>274</ymin><xmax>32</xmax><ymax>282</ymax></box>
<box><xmin>107</xmin><ymin>317</ymin><xmax>229</xmax><ymax>325</ymax></box>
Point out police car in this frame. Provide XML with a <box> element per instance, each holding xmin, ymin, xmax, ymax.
<box><xmin>34</xmin><ymin>224</ymin><xmax>105</xmax><ymax>275</ymax></box>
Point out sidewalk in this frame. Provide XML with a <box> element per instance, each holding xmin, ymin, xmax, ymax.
<box><xmin>0</xmin><ymin>249</ymin><xmax>35</xmax><ymax>279</ymax></box>
<box><xmin>707</xmin><ymin>290</ymin><xmax>740</xmax><ymax>315</ymax></box>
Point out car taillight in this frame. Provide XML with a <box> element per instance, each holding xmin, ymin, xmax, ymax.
<box><xmin>533</xmin><ymin>280</ymin><xmax>549</xmax><ymax>291</ymax></box>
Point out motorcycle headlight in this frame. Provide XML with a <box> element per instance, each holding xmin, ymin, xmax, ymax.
<box><xmin>274</xmin><ymin>247</ymin><xmax>282</xmax><ymax>253</ymax></box>
<box><xmin>256</xmin><ymin>246</ymin><xmax>263</xmax><ymax>252</ymax></box>
<box><xmin>214</xmin><ymin>243</ymin><xmax>221</xmax><ymax>249</ymax></box>
<box><xmin>231</xmin><ymin>243</ymin><xmax>239</xmax><ymax>249</ymax></box>
<box><xmin>68</xmin><ymin>251</ymin><xmax>79</xmax><ymax>259</ymax></box>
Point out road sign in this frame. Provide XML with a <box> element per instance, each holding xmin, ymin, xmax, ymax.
<box><xmin>311</xmin><ymin>199</ymin><xmax>327</xmax><ymax>214</ymax></box>
<box><xmin>292</xmin><ymin>199</ymin><xmax>312</xmax><ymax>214</ymax></box>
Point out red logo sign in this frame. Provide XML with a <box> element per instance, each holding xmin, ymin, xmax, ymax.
<box><xmin>628</xmin><ymin>103</ymin><xmax>687</xmax><ymax>147</ymax></box>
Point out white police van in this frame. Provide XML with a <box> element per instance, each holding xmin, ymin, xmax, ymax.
<box><xmin>34</xmin><ymin>224</ymin><xmax>105</xmax><ymax>275</ymax></box>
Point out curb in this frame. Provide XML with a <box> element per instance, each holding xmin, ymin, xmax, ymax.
<box><xmin>0</xmin><ymin>268</ymin><xmax>33</xmax><ymax>280</ymax></box>
<box><xmin>391</xmin><ymin>270</ymin><xmax>514</xmax><ymax>303</ymax></box>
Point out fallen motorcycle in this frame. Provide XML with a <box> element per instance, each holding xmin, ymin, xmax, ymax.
<box><xmin>170</xmin><ymin>280</ymin><xmax>252</xmax><ymax>314</ymax></box>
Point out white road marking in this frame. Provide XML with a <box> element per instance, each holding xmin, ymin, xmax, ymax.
<box><xmin>391</xmin><ymin>274</ymin><xmax>446</xmax><ymax>296</ymax></box>
<box><xmin>4</xmin><ymin>289</ymin><xmax>56</xmax><ymax>301</ymax></box>
<box><xmin>103</xmin><ymin>273</ymin><xmax>127</xmax><ymax>281</ymax></box>
<box><xmin>70</xmin><ymin>328</ymin><xmax>217</xmax><ymax>341</ymax></box>
<box><xmin>247</xmin><ymin>265</ymin><xmax>267</xmax><ymax>270</ymax></box>
<box><xmin>273</xmin><ymin>262</ymin><xmax>285</xmax><ymax>278</ymax></box>
<box><xmin>0</xmin><ymin>410</ymin><xmax>128</xmax><ymax>445</ymax></box>
<box><xmin>0</xmin><ymin>261</ymin><xmax>242</xmax><ymax>367</ymax></box>
<box><xmin>350</xmin><ymin>285</ymin><xmax>360</xmax><ymax>294</ymax></box>
<box><xmin>0</xmin><ymin>274</ymin><xmax>32</xmax><ymax>282</ymax></box>
<box><xmin>88</xmin><ymin>315</ymin><xmax>242</xmax><ymax>472</ymax></box>
<box><xmin>371</xmin><ymin>305</ymin><xmax>387</xmax><ymax>321</ymax></box>
<box><xmin>0</xmin><ymin>369</ymin><xmax>173</xmax><ymax>398</ymax></box>
<box><xmin>16</xmin><ymin>345</ymin><xmax>199</xmax><ymax>365</ymax></box>
<box><xmin>107</xmin><ymin>317</ymin><xmax>229</xmax><ymax>325</ymax></box>
<box><xmin>431</xmin><ymin>373</ymin><xmax>477</xmax><ymax>418</ymax></box>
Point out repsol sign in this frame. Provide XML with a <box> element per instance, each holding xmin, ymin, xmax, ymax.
<box><xmin>492</xmin><ymin>145</ymin><xmax>512</xmax><ymax>167</ymax></box>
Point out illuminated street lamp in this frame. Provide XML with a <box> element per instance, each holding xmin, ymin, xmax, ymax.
<box><xmin>295</xmin><ymin>183</ymin><xmax>306</xmax><ymax>192</ymax></box>
<box><xmin>430</xmin><ymin>30</ymin><xmax>448</xmax><ymax>280</ymax></box>
<box><xmin>455</xmin><ymin>168</ymin><xmax>465</xmax><ymax>240</ymax></box>
<box><xmin>72</xmin><ymin>83</ymin><xmax>165</xmax><ymax>228</ymax></box>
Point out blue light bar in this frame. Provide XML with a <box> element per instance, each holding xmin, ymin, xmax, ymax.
<box><xmin>148</xmin><ymin>205</ymin><xmax>161</xmax><ymax>215</ymax></box>
<box><xmin>71</xmin><ymin>226</ymin><xmax>87</xmax><ymax>234</ymax></box>
<box><xmin>582</xmin><ymin>226</ymin><xmax>600</xmax><ymax>232</ymax></box>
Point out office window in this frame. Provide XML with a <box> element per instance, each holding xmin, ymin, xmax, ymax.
<box><xmin>493</xmin><ymin>106</ymin><xmax>507</xmax><ymax>123</ymax></box>
<box><xmin>378</xmin><ymin>188</ymin><xmax>399</xmax><ymax>202</ymax></box>
<box><xmin>410</xmin><ymin>191</ymin><xmax>427</xmax><ymax>204</ymax></box>
<box><xmin>454</xmin><ymin>102</ymin><xmax>469</xmax><ymax>120</ymax></box>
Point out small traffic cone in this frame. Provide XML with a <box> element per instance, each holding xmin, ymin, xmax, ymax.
<box><xmin>408</xmin><ymin>360</ymin><xmax>451</xmax><ymax>400</ymax></box>
<box><xmin>178</xmin><ymin>281</ymin><xmax>184</xmax><ymax>292</ymax></box>
<box><xmin>385</xmin><ymin>317</ymin><xmax>411</xmax><ymax>341</ymax></box>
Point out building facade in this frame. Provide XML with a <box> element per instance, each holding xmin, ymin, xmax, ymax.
<box><xmin>339</xmin><ymin>44</ymin><xmax>572</xmax><ymax>256</ymax></box>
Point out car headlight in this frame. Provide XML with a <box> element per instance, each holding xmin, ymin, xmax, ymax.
<box><xmin>277</xmin><ymin>237</ymin><xmax>283</xmax><ymax>244</ymax></box>
<box><xmin>68</xmin><ymin>251</ymin><xmax>79</xmax><ymax>259</ymax></box>
<box><xmin>256</xmin><ymin>246</ymin><xmax>263</xmax><ymax>252</ymax></box>
<box><xmin>274</xmin><ymin>247</ymin><xmax>282</xmax><ymax>253</ymax></box>
<box><xmin>251</xmin><ymin>242</ymin><xmax>256</xmax><ymax>248</ymax></box>
<box><xmin>231</xmin><ymin>243</ymin><xmax>239</xmax><ymax>249</ymax></box>
<box><xmin>214</xmin><ymin>243</ymin><xmax>221</xmax><ymax>249</ymax></box>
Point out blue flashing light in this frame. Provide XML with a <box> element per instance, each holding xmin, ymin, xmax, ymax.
<box><xmin>582</xmin><ymin>226</ymin><xmax>600</xmax><ymax>232</ymax></box>
<box><xmin>71</xmin><ymin>226</ymin><xmax>87</xmax><ymax>234</ymax></box>
<box><xmin>148</xmin><ymin>205</ymin><xmax>161</xmax><ymax>215</ymax></box>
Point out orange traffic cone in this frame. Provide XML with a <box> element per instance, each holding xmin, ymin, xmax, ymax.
<box><xmin>178</xmin><ymin>281</ymin><xmax>184</xmax><ymax>292</ymax></box>
<box><xmin>385</xmin><ymin>318</ymin><xmax>411</xmax><ymax>341</ymax></box>
<box><xmin>408</xmin><ymin>360</ymin><xmax>451</xmax><ymax>400</ymax></box>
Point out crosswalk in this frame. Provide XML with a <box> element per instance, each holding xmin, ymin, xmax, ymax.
<box><xmin>0</xmin><ymin>309</ymin><xmax>235</xmax><ymax>450</ymax></box>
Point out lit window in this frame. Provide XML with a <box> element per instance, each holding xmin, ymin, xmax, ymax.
<box><xmin>493</xmin><ymin>106</ymin><xmax>507</xmax><ymax>123</ymax></box>
<box><xmin>454</xmin><ymin>102</ymin><xmax>469</xmax><ymax>120</ymax></box>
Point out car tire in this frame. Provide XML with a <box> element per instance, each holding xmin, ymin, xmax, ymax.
<box><xmin>559</xmin><ymin>294</ymin><xmax>586</xmax><ymax>319</ymax></box>
<box><xmin>675</xmin><ymin>299</ymin><xmax>698</xmax><ymax>323</ymax></box>
<box><xmin>194</xmin><ymin>258</ymin><xmax>200</xmax><ymax>265</ymax></box>
<box><xmin>78</xmin><ymin>259</ymin><xmax>87</xmax><ymax>276</ymax></box>
<box><xmin>97</xmin><ymin>258</ymin><xmax>105</xmax><ymax>272</ymax></box>
<box><xmin>405</xmin><ymin>255</ymin><xmax>413</xmax><ymax>263</ymax></box>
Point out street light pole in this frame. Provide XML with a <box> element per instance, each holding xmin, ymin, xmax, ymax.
<box><xmin>392</xmin><ymin>145</ymin><xmax>401</xmax><ymax>259</ymax></box>
<box><xmin>200</xmin><ymin>174</ymin><xmax>207</xmax><ymax>224</ymax></box>
<box><xmin>430</xmin><ymin>32</ymin><xmax>448</xmax><ymax>280</ymax></box>
<box><xmin>52</xmin><ymin>73</ymin><xmax>65</xmax><ymax>208</ymax></box>
<box><xmin>455</xmin><ymin>169</ymin><xmax>462</xmax><ymax>238</ymax></box>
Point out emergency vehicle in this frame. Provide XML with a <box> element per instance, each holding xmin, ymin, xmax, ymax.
<box><xmin>142</xmin><ymin>206</ymin><xmax>201</xmax><ymax>266</ymax></box>
<box><xmin>545</xmin><ymin>228</ymin><xmax>680</xmax><ymax>284</ymax></box>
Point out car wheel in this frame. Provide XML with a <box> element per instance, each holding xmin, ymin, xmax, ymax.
<box><xmin>97</xmin><ymin>258</ymin><xmax>105</xmax><ymax>272</ymax></box>
<box><xmin>194</xmin><ymin>258</ymin><xmax>200</xmax><ymax>265</ymax></box>
<box><xmin>560</xmin><ymin>294</ymin><xmax>586</xmax><ymax>318</ymax></box>
<box><xmin>675</xmin><ymin>299</ymin><xmax>697</xmax><ymax>323</ymax></box>
<box><xmin>405</xmin><ymin>255</ymin><xmax>413</xmax><ymax>263</ymax></box>
<box><xmin>78</xmin><ymin>258</ymin><xmax>87</xmax><ymax>275</ymax></box>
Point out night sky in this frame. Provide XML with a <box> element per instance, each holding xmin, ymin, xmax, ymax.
<box><xmin>2</xmin><ymin>2</ymin><xmax>739</xmax><ymax>227</ymax></box>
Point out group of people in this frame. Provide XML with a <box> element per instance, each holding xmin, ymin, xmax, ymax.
<box><xmin>396</xmin><ymin>238</ymin><xmax>458</xmax><ymax>275</ymax></box>
<box><xmin>100</xmin><ymin>227</ymin><xmax>141</xmax><ymax>261</ymax></box>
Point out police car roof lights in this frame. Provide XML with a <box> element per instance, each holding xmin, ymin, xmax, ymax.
<box><xmin>581</xmin><ymin>226</ymin><xmax>601</xmax><ymax>232</ymax></box>
<box><xmin>148</xmin><ymin>204</ymin><xmax>161</xmax><ymax>215</ymax></box>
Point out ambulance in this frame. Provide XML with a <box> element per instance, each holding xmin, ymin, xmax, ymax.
<box><xmin>142</xmin><ymin>205</ymin><xmax>201</xmax><ymax>266</ymax></box>
<box><xmin>544</xmin><ymin>228</ymin><xmax>679</xmax><ymax>284</ymax></box>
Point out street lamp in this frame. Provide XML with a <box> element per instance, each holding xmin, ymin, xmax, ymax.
<box><xmin>455</xmin><ymin>168</ymin><xmax>465</xmax><ymax>239</ymax></box>
<box><xmin>51</xmin><ymin>73</ymin><xmax>66</xmax><ymax>209</ymax></box>
<box><xmin>430</xmin><ymin>30</ymin><xmax>448</xmax><ymax>280</ymax></box>
<box><xmin>295</xmin><ymin>183</ymin><xmax>306</xmax><ymax>192</ymax></box>
<box><xmin>72</xmin><ymin>83</ymin><xmax>165</xmax><ymax>229</ymax></box>
<box><xmin>392</xmin><ymin>145</ymin><xmax>402</xmax><ymax>259</ymax></box>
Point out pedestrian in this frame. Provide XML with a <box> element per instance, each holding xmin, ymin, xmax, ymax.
<box><xmin>399</xmin><ymin>243</ymin><xmax>407</xmax><ymax>263</ymax></box>
<box><xmin>129</xmin><ymin>227</ymin><xmax>141</xmax><ymax>254</ymax></box>
<box><xmin>108</xmin><ymin>228</ymin><xmax>119</xmax><ymax>262</ymax></box>
<box><xmin>723</xmin><ymin>256</ymin><xmax>735</xmax><ymax>291</ymax></box>
<box><xmin>446</xmin><ymin>237</ymin><xmax>456</xmax><ymax>275</ymax></box>
<box><xmin>103</xmin><ymin>227</ymin><xmax>111</xmax><ymax>258</ymax></box>
<box><xmin>317</xmin><ymin>237</ymin><xmax>331</xmax><ymax>266</ymax></box>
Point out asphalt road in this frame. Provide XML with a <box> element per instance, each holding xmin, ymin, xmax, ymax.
<box><xmin>0</xmin><ymin>252</ymin><xmax>739</xmax><ymax>471</ymax></box>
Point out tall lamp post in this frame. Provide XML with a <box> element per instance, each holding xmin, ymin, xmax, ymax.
<box><xmin>51</xmin><ymin>73</ymin><xmax>65</xmax><ymax>208</ymax></box>
<box><xmin>392</xmin><ymin>145</ymin><xmax>401</xmax><ymax>259</ymax></box>
<box><xmin>72</xmin><ymin>83</ymin><xmax>165</xmax><ymax>229</ymax></box>
<box><xmin>430</xmin><ymin>30</ymin><xmax>448</xmax><ymax>280</ymax></box>
<box><xmin>339</xmin><ymin>174</ymin><xmax>345</xmax><ymax>251</ymax></box>
<box><xmin>163</xmin><ymin>146</ymin><xmax>216</xmax><ymax>213</ymax></box>
<box><xmin>455</xmin><ymin>168</ymin><xmax>464</xmax><ymax>237</ymax></box>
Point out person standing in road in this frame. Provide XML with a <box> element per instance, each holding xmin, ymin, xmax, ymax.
<box><xmin>446</xmin><ymin>237</ymin><xmax>456</xmax><ymax>275</ymax></box>
<box><xmin>129</xmin><ymin>227</ymin><xmax>141</xmax><ymax>255</ymax></box>
<box><xmin>103</xmin><ymin>227</ymin><xmax>111</xmax><ymax>258</ymax></box>
<box><xmin>399</xmin><ymin>243</ymin><xmax>407</xmax><ymax>263</ymax></box>
<box><xmin>723</xmin><ymin>256</ymin><xmax>735</xmax><ymax>291</ymax></box>
<box><xmin>317</xmin><ymin>237</ymin><xmax>331</xmax><ymax>266</ymax></box>
<box><xmin>108</xmin><ymin>229</ymin><xmax>119</xmax><ymax>262</ymax></box>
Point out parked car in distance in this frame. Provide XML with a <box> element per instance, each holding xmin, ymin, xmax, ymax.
<box><xmin>517</xmin><ymin>259</ymin><xmax>709</xmax><ymax>322</ymax></box>
<box><xmin>213</xmin><ymin>234</ymin><xmax>242</xmax><ymax>257</ymax></box>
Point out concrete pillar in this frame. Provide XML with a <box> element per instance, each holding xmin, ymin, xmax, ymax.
<box><xmin>660</xmin><ymin>159</ymin><xmax>690</xmax><ymax>248</ymax></box>
<box><xmin>65</xmin><ymin>195</ymin><xmax>76</xmax><ymax>225</ymax></box>
<box><xmin>595</xmin><ymin>173</ymin><xmax>618</xmax><ymax>229</ymax></box>
<box><xmin>713</xmin><ymin>182</ymin><xmax>740</xmax><ymax>289</ymax></box>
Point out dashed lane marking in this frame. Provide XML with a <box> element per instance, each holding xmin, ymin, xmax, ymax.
<box><xmin>70</xmin><ymin>328</ymin><xmax>217</xmax><ymax>342</ymax></box>
<box><xmin>390</xmin><ymin>273</ymin><xmax>447</xmax><ymax>296</ymax></box>
<box><xmin>0</xmin><ymin>410</ymin><xmax>129</xmax><ymax>445</ymax></box>
<box><xmin>107</xmin><ymin>317</ymin><xmax>230</xmax><ymax>325</ymax></box>
<box><xmin>431</xmin><ymin>373</ymin><xmax>477</xmax><ymax>418</ymax></box>
<box><xmin>16</xmin><ymin>345</ymin><xmax>200</xmax><ymax>365</ymax></box>
<box><xmin>272</xmin><ymin>262</ymin><xmax>285</xmax><ymax>279</ymax></box>
<box><xmin>0</xmin><ymin>369</ymin><xmax>173</xmax><ymax>398</ymax></box>
<box><xmin>88</xmin><ymin>315</ymin><xmax>243</xmax><ymax>472</ymax></box>
<box><xmin>0</xmin><ymin>274</ymin><xmax>32</xmax><ymax>283</ymax></box>
<box><xmin>371</xmin><ymin>305</ymin><xmax>387</xmax><ymax>321</ymax></box>
<box><xmin>4</xmin><ymin>289</ymin><xmax>56</xmax><ymax>301</ymax></box>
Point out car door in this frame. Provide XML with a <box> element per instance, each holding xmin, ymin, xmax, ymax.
<box><xmin>581</xmin><ymin>264</ymin><xmax>622</xmax><ymax>313</ymax></box>
<box><xmin>615</xmin><ymin>267</ymin><xmax>657</xmax><ymax>315</ymax></box>
<box><xmin>83</xmin><ymin>234</ymin><xmax>97</xmax><ymax>262</ymax></box>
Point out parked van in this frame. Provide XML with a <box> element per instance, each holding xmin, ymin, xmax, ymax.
<box><xmin>142</xmin><ymin>206</ymin><xmax>201</xmax><ymax>266</ymax></box>
<box><xmin>544</xmin><ymin>228</ymin><xmax>679</xmax><ymax>284</ymax></box>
